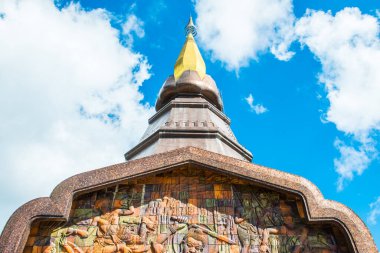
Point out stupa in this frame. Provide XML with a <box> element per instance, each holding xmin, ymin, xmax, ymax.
<box><xmin>0</xmin><ymin>18</ymin><xmax>377</xmax><ymax>253</ymax></box>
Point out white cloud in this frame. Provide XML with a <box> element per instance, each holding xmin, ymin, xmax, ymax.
<box><xmin>368</xmin><ymin>196</ymin><xmax>380</xmax><ymax>225</ymax></box>
<box><xmin>122</xmin><ymin>14</ymin><xmax>145</xmax><ymax>46</ymax></box>
<box><xmin>295</xmin><ymin>8</ymin><xmax>380</xmax><ymax>189</ymax></box>
<box><xmin>333</xmin><ymin>139</ymin><xmax>376</xmax><ymax>191</ymax></box>
<box><xmin>195</xmin><ymin>0</ymin><xmax>295</xmax><ymax>70</ymax></box>
<box><xmin>296</xmin><ymin>8</ymin><xmax>380</xmax><ymax>135</ymax></box>
<box><xmin>245</xmin><ymin>94</ymin><xmax>268</xmax><ymax>115</ymax></box>
<box><xmin>195</xmin><ymin>3</ymin><xmax>380</xmax><ymax>189</ymax></box>
<box><xmin>0</xmin><ymin>0</ymin><xmax>153</xmax><ymax>232</ymax></box>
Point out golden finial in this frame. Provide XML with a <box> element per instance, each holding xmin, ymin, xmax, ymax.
<box><xmin>174</xmin><ymin>16</ymin><xmax>206</xmax><ymax>81</ymax></box>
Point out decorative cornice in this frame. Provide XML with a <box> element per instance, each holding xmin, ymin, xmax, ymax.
<box><xmin>0</xmin><ymin>147</ymin><xmax>378</xmax><ymax>253</ymax></box>
<box><xmin>124</xmin><ymin>127</ymin><xmax>252</xmax><ymax>161</ymax></box>
<box><xmin>150</xmin><ymin>94</ymin><xmax>230</xmax><ymax>124</ymax></box>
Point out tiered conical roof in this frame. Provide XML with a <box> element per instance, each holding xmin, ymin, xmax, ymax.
<box><xmin>125</xmin><ymin>17</ymin><xmax>252</xmax><ymax>161</ymax></box>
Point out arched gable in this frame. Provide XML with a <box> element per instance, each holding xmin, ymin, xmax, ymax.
<box><xmin>0</xmin><ymin>147</ymin><xmax>377</xmax><ymax>253</ymax></box>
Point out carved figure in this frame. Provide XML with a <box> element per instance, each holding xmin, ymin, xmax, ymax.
<box><xmin>257</xmin><ymin>228</ymin><xmax>278</xmax><ymax>253</ymax></box>
<box><xmin>181</xmin><ymin>228</ymin><xmax>208</xmax><ymax>253</ymax></box>
<box><xmin>42</xmin><ymin>227</ymin><xmax>89</xmax><ymax>253</ymax></box>
<box><xmin>91</xmin><ymin>197</ymin><xmax>135</xmax><ymax>253</ymax></box>
<box><xmin>235</xmin><ymin>216</ymin><xmax>260</xmax><ymax>253</ymax></box>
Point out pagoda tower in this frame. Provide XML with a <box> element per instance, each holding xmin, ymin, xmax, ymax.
<box><xmin>125</xmin><ymin>17</ymin><xmax>252</xmax><ymax>162</ymax></box>
<box><xmin>0</xmin><ymin>18</ymin><xmax>378</xmax><ymax>253</ymax></box>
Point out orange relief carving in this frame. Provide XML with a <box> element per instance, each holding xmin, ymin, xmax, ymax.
<box><xmin>25</xmin><ymin>170</ymin><xmax>346</xmax><ymax>253</ymax></box>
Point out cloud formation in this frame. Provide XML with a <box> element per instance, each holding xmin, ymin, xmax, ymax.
<box><xmin>368</xmin><ymin>196</ymin><xmax>380</xmax><ymax>225</ymax></box>
<box><xmin>296</xmin><ymin>8</ymin><xmax>380</xmax><ymax>189</ymax></box>
<box><xmin>122</xmin><ymin>14</ymin><xmax>145</xmax><ymax>46</ymax></box>
<box><xmin>333</xmin><ymin>138</ymin><xmax>375</xmax><ymax>190</ymax></box>
<box><xmin>195</xmin><ymin>0</ymin><xmax>295</xmax><ymax>70</ymax></box>
<box><xmin>0</xmin><ymin>0</ymin><xmax>153</xmax><ymax>231</ymax></box>
<box><xmin>245</xmin><ymin>94</ymin><xmax>268</xmax><ymax>115</ymax></box>
<box><xmin>196</xmin><ymin>2</ymin><xmax>380</xmax><ymax>190</ymax></box>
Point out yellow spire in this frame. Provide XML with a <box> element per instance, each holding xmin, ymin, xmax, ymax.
<box><xmin>174</xmin><ymin>17</ymin><xmax>206</xmax><ymax>81</ymax></box>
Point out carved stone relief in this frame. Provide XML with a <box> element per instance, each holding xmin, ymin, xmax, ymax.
<box><xmin>24</xmin><ymin>168</ymin><xmax>349</xmax><ymax>253</ymax></box>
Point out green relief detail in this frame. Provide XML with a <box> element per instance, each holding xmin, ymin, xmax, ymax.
<box><xmin>179</xmin><ymin>191</ymin><xmax>189</xmax><ymax>200</ymax></box>
<box><xmin>74</xmin><ymin>226</ymin><xmax>97</xmax><ymax>247</ymax></box>
<box><xmin>199</xmin><ymin>215</ymin><xmax>207</xmax><ymax>224</ymax></box>
<box><xmin>307</xmin><ymin>234</ymin><xmax>335</xmax><ymax>248</ymax></box>
<box><xmin>205</xmin><ymin>199</ymin><xmax>215</xmax><ymax>207</ymax></box>
<box><xmin>217</xmin><ymin>244</ymin><xmax>230</xmax><ymax>253</ymax></box>
<box><xmin>120</xmin><ymin>216</ymin><xmax>142</xmax><ymax>224</ymax></box>
<box><xmin>73</xmin><ymin>208</ymin><xmax>93</xmax><ymax>219</ymax></box>
<box><xmin>279</xmin><ymin>236</ymin><xmax>301</xmax><ymax>253</ymax></box>
<box><xmin>50</xmin><ymin>227</ymin><xmax>72</xmax><ymax>238</ymax></box>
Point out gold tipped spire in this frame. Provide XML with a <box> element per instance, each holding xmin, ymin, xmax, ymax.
<box><xmin>174</xmin><ymin>17</ymin><xmax>206</xmax><ymax>80</ymax></box>
<box><xmin>185</xmin><ymin>16</ymin><xmax>197</xmax><ymax>37</ymax></box>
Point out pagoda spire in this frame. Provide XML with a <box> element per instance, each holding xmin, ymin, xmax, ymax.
<box><xmin>185</xmin><ymin>15</ymin><xmax>197</xmax><ymax>37</ymax></box>
<box><xmin>174</xmin><ymin>17</ymin><xmax>206</xmax><ymax>80</ymax></box>
<box><xmin>125</xmin><ymin>16</ymin><xmax>252</xmax><ymax>162</ymax></box>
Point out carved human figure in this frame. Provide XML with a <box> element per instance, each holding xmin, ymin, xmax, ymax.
<box><xmin>275</xmin><ymin>202</ymin><xmax>309</xmax><ymax>253</ymax></box>
<box><xmin>255</xmin><ymin>213</ymin><xmax>307</xmax><ymax>253</ymax></box>
<box><xmin>151</xmin><ymin>222</ymin><xmax>187</xmax><ymax>253</ymax></box>
<box><xmin>254</xmin><ymin>193</ymin><xmax>281</xmax><ymax>227</ymax></box>
<box><xmin>42</xmin><ymin>227</ymin><xmax>89</xmax><ymax>253</ymax></box>
<box><xmin>235</xmin><ymin>207</ymin><xmax>280</xmax><ymax>253</ymax></box>
<box><xmin>180</xmin><ymin>228</ymin><xmax>208</xmax><ymax>253</ymax></box>
<box><xmin>235</xmin><ymin>215</ymin><xmax>260</xmax><ymax>253</ymax></box>
<box><xmin>117</xmin><ymin>214</ymin><xmax>187</xmax><ymax>253</ymax></box>
<box><xmin>91</xmin><ymin>196</ymin><xmax>135</xmax><ymax>253</ymax></box>
<box><xmin>257</xmin><ymin>227</ymin><xmax>278</xmax><ymax>253</ymax></box>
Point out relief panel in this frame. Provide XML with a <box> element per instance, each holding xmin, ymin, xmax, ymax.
<box><xmin>24</xmin><ymin>168</ymin><xmax>349</xmax><ymax>253</ymax></box>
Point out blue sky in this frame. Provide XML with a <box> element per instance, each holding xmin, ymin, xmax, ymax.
<box><xmin>0</xmin><ymin>0</ymin><xmax>379</xmax><ymax>249</ymax></box>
